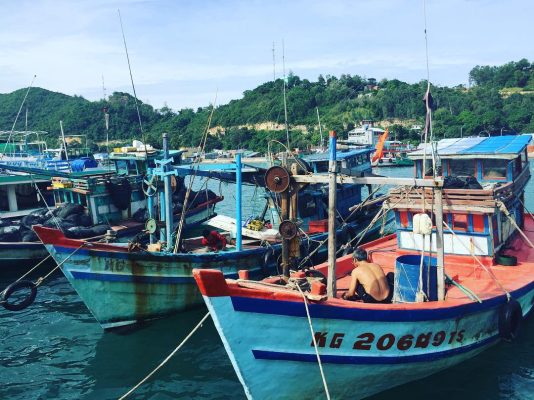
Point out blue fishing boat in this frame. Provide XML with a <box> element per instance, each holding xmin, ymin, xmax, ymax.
<box><xmin>193</xmin><ymin>134</ymin><xmax>534</xmax><ymax>400</ymax></box>
<box><xmin>0</xmin><ymin>143</ymin><xmax>222</xmax><ymax>268</ymax></box>
<box><xmin>32</xmin><ymin>133</ymin><xmax>390</xmax><ymax>329</ymax></box>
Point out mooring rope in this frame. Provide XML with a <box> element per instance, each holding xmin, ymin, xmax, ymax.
<box><xmin>442</xmin><ymin>221</ymin><xmax>510</xmax><ymax>300</ymax></box>
<box><xmin>118</xmin><ymin>312</ymin><xmax>210</xmax><ymax>400</ymax></box>
<box><xmin>34</xmin><ymin>242</ymin><xmax>87</xmax><ymax>287</ymax></box>
<box><xmin>294</xmin><ymin>282</ymin><xmax>331</xmax><ymax>400</ymax></box>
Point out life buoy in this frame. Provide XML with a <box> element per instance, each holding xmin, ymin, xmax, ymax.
<box><xmin>1</xmin><ymin>280</ymin><xmax>37</xmax><ymax>311</ymax></box>
<box><xmin>498</xmin><ymin>299</ymin><xmax>522</xmax><ymax>342</ymax></box>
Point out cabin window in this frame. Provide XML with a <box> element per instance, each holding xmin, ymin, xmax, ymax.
<box><xmin>472</xmin><ymin>214</ymin><xmax>485</xmax><ymax>233</ymax></box>
<box><xmin>514</xmin><ymin>156</ymin><xmax>522</xmax><ymax>178</ymax></box>
<box><xmin>449</xmin><ymin>159</ymin><xmax>475</xmax><ymax>177</ymax></box>
<box><xmin>521</xmin><ymin>150</ymin><xmax>528</xmax><ymax>166</ymax></box>
<box><xmin>116</xmin><ymin>159</ymin><xmax>137</xmax><ymax>175</ymax></box>
<box><xmin>423</xmin><ymin>159</ymin><xmax>434</xmax><ymax>177</ymax></box>
<box><xmin>315</xmin><ymin>162</ymin><xmax>328</xmax><ymax>173</ymax></box>
<box><xmin>482</xmin><ymin>159</ymin><xmax>507</xmax><ymax>180</ymax></box>
<box><xmin>452</xmin><ymin>214</ymin><xmax>468</xmax><ymax>231</ymax></box>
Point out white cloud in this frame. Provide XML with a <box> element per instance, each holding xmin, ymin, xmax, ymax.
<box><xmin>0</xmin><ymin>0</ymin><xmax>532</xmax><ymax>109</ymax></box>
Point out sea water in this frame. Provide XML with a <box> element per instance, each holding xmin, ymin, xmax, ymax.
<box><xmin>0</xmin><ymin>167</ymin><xmax>533</xmax><ymax>400</ymax></box>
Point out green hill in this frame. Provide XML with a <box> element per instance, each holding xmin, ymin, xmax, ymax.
<box><xmin>1</xmin><ymin>59</ymin><xmax>533</xmax><ymax>153</ymax></box>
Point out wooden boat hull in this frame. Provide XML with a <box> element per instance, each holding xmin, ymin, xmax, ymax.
<box><xmin>36</xmin><ymin>227</ymin><xmax>271</xmax><ymax>329</ymax></box>
<box><xmin>194</xmin><ymin>268</ymin><xmax>534</xmax><ymax>400</ymax></box>
<box><xmin>0</xmin><ymin>242</ymin><xmax>49</xmax><ymax>265</ymax></box>
<box><xmin>34</xmin><ymin>214</ymin><xmax>390</xmax><ymax>329</ymax></box>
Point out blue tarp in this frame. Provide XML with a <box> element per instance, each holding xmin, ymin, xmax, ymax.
<box><xmin>410</xmin><ymin>135</ymin><xmax>532</xmax><ymax>158</ymax></box>
<box><xmin>71</xmin><ymin>157</ymin><xmax>99</xmax><ymax>172</ymax></box>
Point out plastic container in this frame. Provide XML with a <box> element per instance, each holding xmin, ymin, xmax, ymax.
<box><xmin>309</xmin><ymin>219</ymin><xmax>328</xmax><ymax>233</ymax></box>
<box><xmin>393</xmin><ymin>255</ymin><xmax>437</xmax><ymax>303</ymax></box>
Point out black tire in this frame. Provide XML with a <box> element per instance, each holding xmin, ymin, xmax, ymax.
<box><xmin>496</xmin><ymin>254</ymin><xmax>517</xmax><ymax>266</ymax></box>
<box><xmin>1</xmin><ymin>280</ymin><xmax>37</xmax><ymax>311</ymax></box>
<box><xmin>305</xmin><ymin>269</ymin><xmax>327</xmax><ymax>285</ymax></box>
<box><xmin>263</xmin><ymin>249</ymin><xmax>276</xmax><ymax>277</ymax></box>
<box><xmin>498</xmin><ymin>299</ymin><xmax>522</xmax><ymax>342</ymax></box>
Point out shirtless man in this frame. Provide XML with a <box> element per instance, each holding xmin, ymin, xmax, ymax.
<box><xmin>343</xmin><ymin>248</ymin><xmax>391</xmax><ymax>303</ymax></box>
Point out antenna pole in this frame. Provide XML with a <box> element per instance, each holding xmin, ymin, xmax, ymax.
<box><xmin>282</xmin><ymin>40</ymin><xmax>290</xmax><ymax>151</ymax></box>
<box><xmin>60</xmin><ymin>120</ymin><xmax>69</xmax><ymax>161</ymax></box>
<box><xmin>272</xmin><ymin>41</ymin><xmax>276</xmax><ymax>81</ymax></box>
<box><xmin>5</xmin><ymin>75</ymin><xmax>36</xmax><ymax>158</ymax></box>
<box><xmin>118</xmin><ymin>9</ymin><xmax>148</xmax><ymax>155</ymax></box>
<box><xmin>316</xmin><ymin>107</ymin><xmax>324</xmax><ymax>151</ymax></box>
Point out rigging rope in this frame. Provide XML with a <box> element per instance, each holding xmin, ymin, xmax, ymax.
<box><xmin>173</xmin><ymin>94</ymin><xmax>218</xmax><ymax>253</ymax></box>
<box><xmin>442</xmin><ymin>220</ymin><xmax>510</xmax><ymax>300</ymax></box>
<box><xmin>294</xmin><ymin>282</ymin><xmax>331</xmax><ymax>400</ymax></box>
<box><xmin>118</xmin><ymin>312</ymin><xmax>210</xmax><ymax>400</ymax></box>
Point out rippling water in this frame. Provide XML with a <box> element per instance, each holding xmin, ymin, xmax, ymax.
<box><xmin>0</xmin><ymin>166</ymin><xmax>533</xmax><ymax>399</ymax></box>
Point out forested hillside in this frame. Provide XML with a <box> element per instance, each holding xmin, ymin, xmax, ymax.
<box><xmin>1</xmin><ymin>59</ymin><xmax>533</xmax><ymax>153</ymax></box>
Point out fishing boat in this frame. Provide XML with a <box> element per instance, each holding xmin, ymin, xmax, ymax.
<box><xmin>193</xmin><ymin>133</ymin><xmax>534</xmax><ymax>400</ymax></box>
<box><xmin>32</xmin><ymin>134</ymin><xmax>391</xmax><ymax>329</ymax></box>
<box><xmin>0</xmin><ymin>142</ymin><xmax>221</xmax><ymax>268</ymax></box>
<box><xmin>346</xmin><ymin>120</ymin><xmax>385</xmax><ymax>147</ymax></box>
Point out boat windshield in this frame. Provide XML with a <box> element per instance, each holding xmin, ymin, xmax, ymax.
<box><xmin>449</xmin><ymin>159</ymin><xmax>475</xmax><ymax>177</ymax></box>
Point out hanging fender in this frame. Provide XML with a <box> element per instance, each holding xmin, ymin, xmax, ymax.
<box><xmin>1</xmin><ymin>280</ymin><xmax>37</xmax><ymax>312</ymax></box>
<box><xmin>498</xmin><ymin>299</ymin><xmax>522</xmax><ymax>342</ymax></box>
<box><xmin>262</xmin><ymin>248</ymin><xmax>277</xmax><ymax>277</ymax></box>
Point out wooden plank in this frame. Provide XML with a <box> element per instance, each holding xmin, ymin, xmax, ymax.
<box><xmin>293</xmin><ymin>175</ymin><xmax>443</xmax><ymax>188</ymax></box>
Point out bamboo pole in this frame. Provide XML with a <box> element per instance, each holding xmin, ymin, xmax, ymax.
<box><xmin>434</xmin><ymin>187</ymin><xmax>445</xmax><ymax>300</ymax></box>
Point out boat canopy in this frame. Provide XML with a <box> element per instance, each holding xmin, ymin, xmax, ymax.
<box><xmin>410</xmin><ymin>135</ymin><xmax>532</xmax><ymax>160</ymax></box>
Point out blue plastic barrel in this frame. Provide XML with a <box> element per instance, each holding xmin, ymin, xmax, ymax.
<box><xmin>393</xmin><ymin>255</ymin><xmax>437</xmax><ymax>302</ymax></box>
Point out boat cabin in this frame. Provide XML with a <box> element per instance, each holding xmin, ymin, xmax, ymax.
<box><xmin>265</xmin><ymin>148</ymin><xmax>374</xmax><ymax>230</ymax></box>
<box><xmin>50</xmin><ymin>148</ymin><xmax>184</xmax><ymax>225</ymax></box>
<box><xmin>391</xmin><ymin>135</ymin><xmax>531</xmax><ymax>258</ymax></box>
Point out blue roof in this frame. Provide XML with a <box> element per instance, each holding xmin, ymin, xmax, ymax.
<box><xmin>410</xmin><ymin>135</ymin><xmax>532</xmax><ymax>159</ymax></box>
<box><xmin>302</xmin><ymin>148</ymin><xmax>372</xmax><ymax>163</ymax></box>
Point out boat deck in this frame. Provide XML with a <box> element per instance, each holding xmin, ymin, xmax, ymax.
<box><xmin>204</xmin><ymin>215</ymin><xmax>534</xmax><ymax>310</ymax></box>
<box><xmin>330</xmin><ymin>214</ymin><xmax>534</xmax><ymax>305</ymax></box>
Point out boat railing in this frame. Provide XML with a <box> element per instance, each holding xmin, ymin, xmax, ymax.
<box><xmin>389</xmin><ymin>164</ymin><xmax>530</xmax><ymax>212</ymax></box>
<box><xmin>389</xmin><ymin>187</ymin><xmax>496</xmax><ymax>212</ymax></box>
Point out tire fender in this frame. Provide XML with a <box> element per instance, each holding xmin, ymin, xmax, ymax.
<box><xmin>498</xmin><ymin>299</ymin><xmax>522</xmax><ymax>342</ymax></box>
<box><xmin>1</xmin><ymin>280</ymin><xmax>37</xmax><ymax>312</ymax></box>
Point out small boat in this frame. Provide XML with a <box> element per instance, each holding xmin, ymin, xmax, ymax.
<box><xmin>33</xmin><ymin>135</ymin><xmax>391</xmax><ymax>329</ymax></box>
<box><xmin>193</xmin><ymin>133</ymin><xmax>534</xmax><ymax>400</ymax></box>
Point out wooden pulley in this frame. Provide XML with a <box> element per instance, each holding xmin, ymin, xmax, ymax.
<box><xmin>279</xmin><ymin>220</ymin><xmax>298</xmax><ymax>240</ymax></box>
<box><xmin>264</xmin><ymin>166</ymin><xmax>290</xmax><ymax>193</ymax></box>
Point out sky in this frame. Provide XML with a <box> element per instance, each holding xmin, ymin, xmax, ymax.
<box><xmin>0</xmin><ymin>0</ymin><xmax>532</xmax><ymax>111</ymax></box>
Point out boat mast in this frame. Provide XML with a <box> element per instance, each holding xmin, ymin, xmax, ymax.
<box><xmin>327</xmin><ymin>130</ymin><xmax>337</xmax><ymax>298</ymax></box>
<box><xmin>235</xmin><ymin>152</ymin><xmax>243</xmax><ymax>251</ymax></box>
<box><xmin>282</xmin><ymin>40</ymin><xmax>290</xmax><ymax>151</ymax></box>
<box><xmin>422</xmin><ymin>0</ymin><xmax>445</xmax><ymax>300</ymax></box>
<box><xmin>59</xmin><ymin>120</ymin><xmax>69</xmax><ymax>161</ymax></box>
<box><xmin>162</xmin><ymin>133</ymin><xmax>173</xmax><ymax>251</ymax></box>
<box><xmin>316</xmin><ymin>107</ymin><xmax>324</xmax><ymax>151</ymax></box>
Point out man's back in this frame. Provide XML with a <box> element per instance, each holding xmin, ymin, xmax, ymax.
<box><xmin>355</xmin><ymin>261</ymin><xmax>390</xmax><ymax>301</ymax></box>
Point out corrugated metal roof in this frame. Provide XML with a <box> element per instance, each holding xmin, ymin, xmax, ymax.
<box><xmin>410</xmin><ymin>135</ymin><xmax>531</xmax><ymax>159</ymax></box>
